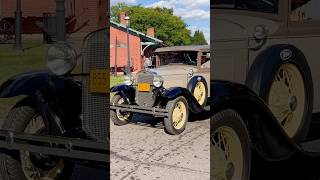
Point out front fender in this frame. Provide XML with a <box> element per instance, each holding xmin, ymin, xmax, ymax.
<box><xmin>0</xmin><ymin>71</ymin><xmax>64</xmax><ymax>98</ymax></box>
<box><xmin>111</xmin><ymin>84</ymin><xmax>135</xmax><ymax>101</ymax></box>
<box><xmin>161</xmin><ymin>87</ymin><xmax>203</xmax><ymax>114</ymax></box>
<box><xmin>211</xmin><ymin>80</ymin><xmax>298</xmax><ymax>161</ymax></box>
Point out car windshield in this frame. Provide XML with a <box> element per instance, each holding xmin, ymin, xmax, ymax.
<box><xmin>211</xmin><ymin>0</ymin><xmax>279</xmax><ymax>13</ymax></box>
<box><xmin>158</xmin><ymin>52</ymin><xmax>198</xmax><ymax>66</ymax></box>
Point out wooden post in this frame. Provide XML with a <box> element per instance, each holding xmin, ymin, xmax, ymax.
<box><xmin>197</xmin><ymin>51</ymin><xmax>202</xmax><ymax>68</ymax></box>
<box><xmin>13</xmin><ymin>0</ymin><xmax>22</xmax><ymax>50</ymax></box>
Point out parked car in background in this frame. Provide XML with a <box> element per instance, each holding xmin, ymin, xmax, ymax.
<box><xmin>110</xmin><ymin>45</ymin><xmax>210</xmax><ymax>135</ymax></box>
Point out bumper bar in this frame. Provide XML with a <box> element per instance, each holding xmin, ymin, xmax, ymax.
<box><xmin>0</xmin><ymin>130</ymin><xmax>108</xmax><ymax>163</ymax></box>
<box><xmin>110</xmin><ymin>104</ymin><xmax>169</xmax><ymax>117</ymax></box>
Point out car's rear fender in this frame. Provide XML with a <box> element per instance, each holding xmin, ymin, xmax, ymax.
<box><xmin>211</xmin><ymin>80</ymin><xmax>299</xmax><ymax>161</ymax></box>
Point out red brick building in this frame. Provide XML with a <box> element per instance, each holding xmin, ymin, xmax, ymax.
<box><xmin>0</xmin><ymin>0</ymin><xmax>107</xmax><ymax>34</ymax></box>
<box><xmin>110</xmin><ymin>17</ymin><xmax>164</xmax><ymax>73</ymax></box>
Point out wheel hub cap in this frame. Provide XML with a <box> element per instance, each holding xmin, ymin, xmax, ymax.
<box><xmin>289</xmin><ymin>96</ymin><xmax>298</xmax><ymax>111</ymax></box>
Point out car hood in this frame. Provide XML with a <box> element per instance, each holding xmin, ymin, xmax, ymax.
<box><xmin>150</xmin><ymin>65</ymin><xmax>198</xmax><ymax>76</ymax></box>
<box><xmin>212</xmin><ymin>14</ymin><xmax>281</xmax><ymax>41</ymax></box>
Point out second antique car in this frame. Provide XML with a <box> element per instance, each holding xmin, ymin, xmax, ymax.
<box><xmin>110</xmin><ymin>45</ymin><xmax>210</xmax><ymax>135</ymax></box>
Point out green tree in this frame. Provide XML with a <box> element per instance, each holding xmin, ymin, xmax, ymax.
<box><xmin>191</xmin><ymin>30</ymin><xmax>208</xmax><ymax>45</ymax></box>
<box><xmin>111</xmin><ymin>3</ymin><xmax>192</xmax><ymax>46</ymax></box>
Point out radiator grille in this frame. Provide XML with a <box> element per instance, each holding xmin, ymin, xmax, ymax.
<box><xmin>135</xmin><ymin>71</ymin><xmax>155</xmax><ymax>108</ymax></box>
<box><xmin>82</xmin><ymin>28</ymin><xmax>109</xmax><ymax>142</ymax></box>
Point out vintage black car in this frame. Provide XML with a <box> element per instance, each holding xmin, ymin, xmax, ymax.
<box><xmin>0</xmin><ymin>28</ymin><xmax>108</xmax><ymax>180</ymax></box>
<box><xmin>110</xmin><ymin>45</ymin><xmax>210</xmax><ymax>135</ymax></box>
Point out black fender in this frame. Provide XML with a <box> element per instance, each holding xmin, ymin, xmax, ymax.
<box><xmin>111</xmin><ymin>84</ymin><xmax>135</xmax><ymax>102</ymax></box>
<box><xmin>187</xmin><ymin>75</ymin><xmax>208</xmax><ymax>107</ymax></box>
<box><xmin>0</xmin><ymin>71</ymin><xmax>63</xmax><ymax>98</ymax></box>
<box><xmin>161</xmin><ymin>87</ymin><xmax>204</xmax><ymax>115</ymax></box>
<box><xmin>210</xmin><ymin>80</ymin><xmax>298</xmax><ymax>161</ymax></box>
<box><xmin>0</xmin><ymin>71</ymin><xmax>82</xmax><ymax>135</ymax></box>
<box><xmin>246</xmin><ymin>44</ymin><xmax>313</xmax><ymax>143</ymax></box>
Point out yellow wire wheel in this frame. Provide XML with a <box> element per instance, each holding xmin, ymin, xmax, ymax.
<box><xmin>193</xmin><ymin>81</ymin><xmax>207</xmax><ymax>106</ymax></box>
<box><xmin>268</xmin><ymin>63</ymin><xmax>306</xmax><ymax>138</ymax></box>
<box><xmin>211</xmin><ymin>109</ymin><xmax>250</xmax><ymax>180</ymax></box>
<box><xmin>110</xmin><ymin>94</ymin><xmax>132</xmax><ymax>126</ymax></box>
<box><xmin>164</xmin><ymin>96</ymin><xmax>189</xmax><ymax>135</ymax></box>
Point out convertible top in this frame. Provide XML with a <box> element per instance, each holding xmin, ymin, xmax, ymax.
<box><xmin>154</xmin><ymin>45</ymin><xmax>210</xmax><ymax>53</ymax></box>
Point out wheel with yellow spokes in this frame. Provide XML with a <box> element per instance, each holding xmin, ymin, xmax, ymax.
<box><xmin>193</xmin><ymin>81</ymin><xmax>207</xmax><ymax>106</ymax></box>
<box><xmin>246</xmin><ymin>46</ymin><xmax>313</xmax><ymax>143</ymax></box>
<box><xmin>268</xmin><ymin>63</ymin><xmax>307</xmax><ymax>139</ymax></box>
<box><xmin>189</xmin><ymin>77</ymin><xmax>208</xmax><ymax>107</ymax></box>
<box><xmin>211</xmin><ymin>109</ymin><xmax>250</xmax><ymax>180</ymax></box>
<box><xmin>110</xmin><ymin>94</ymin><xmax>132</xmax><ymax>126</ymax></box>
<box><xmin>164</xmin><ymin>96</ymin><xmax>189</xmax><ymax>135</ymax></box>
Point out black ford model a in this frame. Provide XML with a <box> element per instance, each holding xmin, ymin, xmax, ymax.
<box><xmin>0</xmin><ymin>28</ymin><xmax>109</xmax><ymax>180</ymax></box>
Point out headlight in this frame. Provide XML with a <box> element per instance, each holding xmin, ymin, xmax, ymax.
<box><xmin>153</xmin><ymin>75</ymin><xmax>163</xmax><ymax>88</ymax></box>
<box><xmin>124</xmin><ymin>75</ymin><xmax>133</xmax><ymax>86</ymax></box>
<box><xmin>47</xmin><ymin>42</ymin><xmax>77</xmax><ymax>75</ymax></box>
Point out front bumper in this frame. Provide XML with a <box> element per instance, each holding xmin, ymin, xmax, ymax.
<box><xmin>110</xmin><ymin>104</ymin><xmax>169</xmax><ymax>117</ymax></box>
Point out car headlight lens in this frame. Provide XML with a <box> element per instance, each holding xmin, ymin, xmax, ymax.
<box><xmin>124</xmin><ymin>75</ymin><xmax>133</xmax><ymax>86</ymax></box>
<box><xmin>153</xmin><ymin>76</ymin><xmax>163</xmax><ymax>87</ymax></box>
<box><xmin>47</xmin><ymin>42</ymin><xmax>77</xmax><ymax>75</ymax></box>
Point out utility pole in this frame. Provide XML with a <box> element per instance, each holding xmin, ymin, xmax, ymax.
<box><xmin>56</xmin><ymin>0</ymin><xmax>66</xmax><ymax>41</ymax></box>
<box><xmin>125</xmin><ymin>16</ymin><xmax>131</xmax><ymax>75</ymax></box>
<box><xmin>115</xmin><ymin>36</ymin><xmax>118</xmax><ymax>76</ymax></box>
<box><xmin>13</xmin><ymin>0</ymin><xmax>22</xmax><ymax>50</ymax></box>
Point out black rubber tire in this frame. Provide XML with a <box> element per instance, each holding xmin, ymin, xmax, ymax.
<box><xmin>0</xmin><ymin>99</ymin><xmax>41</xmax><ymax>180</ymax></box>
<box><xmin>188</xmin><ymin>76</ymin><xmax>208</xmax><ymax>107</ymax></box>
<box><xmin>211</xmin><ymin>109</ymin><xmax>251</xmax><ymax>180</ymax></box>
<box><xmin>110</xmin><ymin>94</ymin><xmax>132</xmax><ymax>126</ymax></box>
<box><xmin>164</xmin><ymin>96</ymin><xmax>189</xmax><ymax>135</ymax></box>
<box><xmin>246</xmin><ymin>45</ymin><xmax>313</xmax><ymax>143</ymax></box>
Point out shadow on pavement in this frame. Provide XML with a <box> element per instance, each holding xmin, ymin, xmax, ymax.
<box><xmin>252</xmin><ymin>151</ymin><xmax>320</xmax><ymax>180</ymax></box>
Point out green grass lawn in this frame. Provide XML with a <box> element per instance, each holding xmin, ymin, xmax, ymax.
<box><xmin>110</xmin><ymin>75</ymin><xmax>124</xmax><ymax>87</ymax></box>
<box><xmin>0</xmin><ymin>43</ymin><xmax>47</xmax><ymax>119</ymax></box>
<box><xmin>110</xmin><ymin>75</ymin><xmax>124</xmax><ymax>98</ymax></box>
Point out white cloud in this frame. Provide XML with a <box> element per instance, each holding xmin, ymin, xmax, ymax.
<box><xmin>178</xmin><ymin>0</ymin><xmax>209</xmax><ymax>8</ymax></box>
<box><xmin>111</xmin><ymin>0</ymin><xmax>137</xmax><ymax>5</ymax></box>
<box><xmin>146</xmin><ymin>0</ymin><xmax>209</xmax><ymax>9</ymax></box>
<box><xmin>145</xmin><ymin>0</ymin><xmax>175</xmax><ymax>9</ymax></box>
<box><xmin>145</xmin><ymin>0</ymin><xmax>209</xmax><ymax>21</ymax></box>
<box><xmin>175</xmin><ymin>8</ymin><xmax>210</xmax><ymax>20</ymax></box>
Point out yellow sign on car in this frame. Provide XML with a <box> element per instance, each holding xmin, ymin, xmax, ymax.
<box><xmin>89</xmin><ymin>69</ymin><xmax>109</xmax><ymax>93</ymax></box>
<box><xmin>138</xmin><ymin>83</ymin><xmax>151</xmax><ymax>92</ymax></box>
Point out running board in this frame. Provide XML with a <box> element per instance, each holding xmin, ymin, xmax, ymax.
<box><xmin>0</xmin><ymin>130</ymin><xmax>108</xmax><ymax>163</ymax></box>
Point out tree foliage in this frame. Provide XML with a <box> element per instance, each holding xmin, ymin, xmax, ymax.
<box><xmin>191</xmin><ymin>30</ymin><xmax>208</xmax><ymax>45</ymax></box>
<box><xmin>111</xmin><ymin>3</ymin><xmax>192</xmax><ymax>46</ymax></box>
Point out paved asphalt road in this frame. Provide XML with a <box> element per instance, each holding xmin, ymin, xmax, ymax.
<box><xmin>110</xmin><ymin>114</ymin><xmax>210</xmax><ymax>180</ymax></box>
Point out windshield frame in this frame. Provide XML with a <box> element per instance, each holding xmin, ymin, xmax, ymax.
<box><xmin>155</xmin><ymin>50</ymin><xmax>210</xmax><ymax>68</ymax></box>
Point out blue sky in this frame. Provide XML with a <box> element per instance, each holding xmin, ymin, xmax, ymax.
<box><xmin>110</xmin><ymin>0</ymin><xmax>210</xmax><ymax>43</ymax></box>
